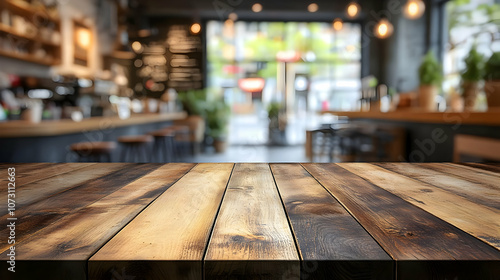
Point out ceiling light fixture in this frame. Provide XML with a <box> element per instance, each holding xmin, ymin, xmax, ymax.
<box><xmin>228</xmin><ymin>12</ymin><xmax>238</xmax><ymax>21</ymax></box>
<box><xmin>252</xmin><ymin>3</ymin><xmax>263</xmax><ymax>13</ymax></box>
<box><xmin>190</xmin><ymin>23</ymin><xmax>201</xmax><ymax>34</ymax></box>
<box><xmin>333</xmin><ymin>18</ymin><xmax>343</xmax><ymax>31</ymax></box>
<box><xmin>346</xmin><ymin>1</ymin><xmax>361</xmax><ymax>19</ymax></box>
<box><xmin>374</xmin><ymin>18</ymin><xmax>394</xmax><ymax>39</ymax></box>
<box><xmin>403</xmin><ymin>0</ymin><xmax>425</xmax><ymax>20</ymax></box>
<box><xmin>308</xmin><ymin>3</ymin><xmax>319</xmax><ymax>13</ymax></box>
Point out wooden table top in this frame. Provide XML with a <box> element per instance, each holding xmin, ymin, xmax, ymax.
<box><xmin>0</xmin><ymin>112</ymin><xmax>187</xmax><ymax>138</ymax></box>
<box><xmin>1</xmin><ymin>163</ymin><xmax>499</xmax><ymax>280</ymax></box>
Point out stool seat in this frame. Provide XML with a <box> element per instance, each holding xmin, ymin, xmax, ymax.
<box><xmin>70</xmin><ymin>141</ymin><xmax>117</xmax><ymax>154</ymax></box>
<box><xmin>149</xmin><ymin>130</ymin><xmax>175</xmax><ymax>138</ymax></box>
<box><xmin>70</xmin><ymin>141</ymin><xmax>116</xmax><ymax>162</ymax></box>
<box><xmin>118</xmin><ymin>135</ymin><xmax>153</xmax><ymax>162</ymax></box>
<box><xmin>118</xmin><ymin>135</ymin><xmax>153</xmax><ymax>144</ymax></box>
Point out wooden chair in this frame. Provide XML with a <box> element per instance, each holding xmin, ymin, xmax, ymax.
<box><xmin>453</xmin><ymin>134</ymin><xmax>500</xmax><ymax>162</ymax></box>
<box><xmin>70</xmin><ymin>141</ymin><xmax>116</xmax><ymax>162</ymax></box>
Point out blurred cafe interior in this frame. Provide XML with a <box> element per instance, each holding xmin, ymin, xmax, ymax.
<box><xmin>0</xmin><ymin>0</ymin><xmax>499</xmax><ymax>163</ymax></box>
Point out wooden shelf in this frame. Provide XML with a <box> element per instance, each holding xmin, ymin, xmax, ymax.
<box><xmin>4</xmin><ymin>0</ymin><xmax>60</xmax><ymax>25</ymax></box>
<box><xmin>0</xmin><ymin>48</ymin><xmax>59</xmax><ymax>65</ymax></box>
<box><xmin>0</xmin><ymin>23</ymin><xmax>59</xmax><ymax>47</ymax></box>
<box><xmin>0</xmin><ymin>0</ymin><xmax>61</xmax><ymax>65</ymax></box>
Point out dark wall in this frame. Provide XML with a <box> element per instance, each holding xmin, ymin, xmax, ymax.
<box><xmin>365</xmin><ymin>0</ymin><xmax>434</xmax><ymax>92</ymax></box>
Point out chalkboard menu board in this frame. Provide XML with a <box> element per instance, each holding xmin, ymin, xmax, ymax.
<box><xmin>166</xmin><ymin>25</ymin><xmax>203</xmax><ymax>90</ymax></box>
<box><xmin>130</xmin><ymin>20</ymin><xmax>204</xmax><ymax>97</ymax></box>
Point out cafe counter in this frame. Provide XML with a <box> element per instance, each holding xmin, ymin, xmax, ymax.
<box><xmin>0</xmin><ymin>112</ymin><xmax>187</xmax><ymax>162</ymax></box>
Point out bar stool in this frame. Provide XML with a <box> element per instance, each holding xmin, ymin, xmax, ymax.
<box><xmin>149</xmin><ymin>129</ymin><xmax>175</xmax><ymax>163</ymax></box>
<box><xmin>70</xmin><ymin>141</ymin><xmax>116</xmax><ymax>162</ymax></box>
<box><xmin>166</xmin><ymin>125</ymin><xmax>191</xmax><ymax>160</ymax></box>
<box><xmin>118</xmin><ymin>135</ymin><xmax>153</xmax><ymax>162</ymax></box>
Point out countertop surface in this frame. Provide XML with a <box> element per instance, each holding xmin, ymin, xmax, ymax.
<box><xmin>321</xmin><ymin>110</ymin><xmax>500</xmax><ymax>125</ymax></box>
<box><xmin>0</xmin><ymin>112</ymin><xmax>187</xmax><ymax>138</ymax></box>
<box><xmin>1</xmin><ymin>163</ymin><xmax>499</xmax><ymax>280</ymax></box>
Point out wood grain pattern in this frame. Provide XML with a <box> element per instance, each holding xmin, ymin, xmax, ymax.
<box><xmin>0</xmin><ymin>164</ymin><xmax>193</xmax><ymax>280</ymax></box>
<box><xmin>0</xmin><ymin>163</ymin><xmax>159</xmax><ymax>254</ymax></box>
<box><xmin>205</xmin><ymin>163</ymin><xmax>299</xmax><ymax>279</ymax></box>
<box><xmin>462</xmin><ymin>163</ymin><xmax>500</xmax><ymax>173</ymax></box>
<box><xmin>271</xmin><ymin>164</ymin><xmax>392</xmax><ymax>280</ymax></box>
<box><xmin>375</xmin><ymin>162</ymin><xmax>500</xmax><ymax>210</ymax></box>
<box><xmin>90</xmin><ymin>163</ymin><xmax>233</xmax><ymax>280</ymax></box>
<box><xmin>341</xmin><ymin>163</ymin><xmax>500</xmax><ymax>250</ymax></box>
<box><xmin>303</xmin><ymin>163</ymin><xmax>500</xmax><ymax>260</ymax></box>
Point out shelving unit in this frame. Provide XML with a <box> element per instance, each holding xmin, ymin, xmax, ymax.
<box><xmin>0</xmin><ymin>0</ymin><xmax>61</xmax><ymax>65</ymax></box>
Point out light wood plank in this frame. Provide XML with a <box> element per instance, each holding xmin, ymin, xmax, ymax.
<box><xmin>90</xmin><ymin>163</ymin><xmax>233</xmax><ymax>280</ymax></box>
<box><xmin>205</xmin><ymin>163</ymin><xmax>299</xmax><ymax>279</ymax></box>
<box><xmin>0</xmin><ymin>163</ymin><xmax>159</xmax><ymax>253</ymax></box>
<box><xmin>0</xmin><ymin>163</ymin><xmax>193</xmax><ymax>280</ymax></box>
<box><xmin>375</xmin><ymin>163</ymin><xmax>500</xmax><ymax>210</ymax></box>
<box><xmin>271</xmin><ymin>164</ymin><xmax>393</xmax><ymax>279</ymax></box>
<box><xmin>342</xmin><ymin>163</ymin><xmax>500</xmax><ymax>250</ymax></box>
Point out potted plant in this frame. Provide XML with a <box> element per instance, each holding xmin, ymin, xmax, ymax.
<box><xmin>267</xmin><ymin>102</ymin><xmax>287</xmax><ymax>145</ymax></box>
<box><xmin>418</xmin><ymin>51</ymin><xmax>443</xmax><ymax>111</ymax></box>
<box><xmin>206</xmin><ymin>99</ymin><xmax>230</xmax><ymax>153</ymax></box>
<box><xmin>461</xmin><ymin>46</ymin><xmax>484</xmax><ymax>110</ymax></box>
<box><xmin>484</xmin><ymin>52</ymin><xmax>500</xmax><ymax>109</ymax></box>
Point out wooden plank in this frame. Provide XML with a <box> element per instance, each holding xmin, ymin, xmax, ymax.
<box><xmin>303</xmin><ymin>163</ymin><xmax>500</xmax><ymax>280</ymax></box>
<box><xmin>0</xmin><ymin>163</ymin><xmax>124</xmax><ymax>216</ymax></box>
<box><xmin>271</xmin><ymin>164</ymin><xmax>393</xmax><ymax>279</ymax></box>
<box><xmin>342</xmin><ymin>163</ymin><xmax>500</xmax><ymax>250</ymax></box>
<box><xmin>0</xmin><ymin>163</ymin><xmax>94</xmax><ymax>190</ymax></box>
<box><xmin>422</xmin><ymin>163</ymin><xmax>500</xmax><ymax>193</ymax></box>
<box><xmin>205</xmin><ymin>163</ymin><xmax>300</xmax><ymax>279</ymax></box>
<box><xmin>89</xmin><ymin>163</ymin><xmax>233</xmax><ymax>280</ymax></box>
<box><xmin>374</xmin><ymin>163</ymin><xmax>500</xmax><ymax>210</ymax></box>
<box><xmin>462</xmin><ymin>163</ymin><xmax>500</xmax><ymax>173</ymax></box>
<box><xmin>0</xmin><ymin>163</ymin><xmax>160</xmax><ymax>254</ymax></box>
<box><xmin>0</xmin><ymin>163</ymin><xmax>193</xmax><ymax>280</ymax></box>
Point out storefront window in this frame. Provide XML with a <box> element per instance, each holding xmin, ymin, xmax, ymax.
<box><xmin>206</xmin><ymin>20</ymin><xmax>362</xmax><ymax>112</ymax></box>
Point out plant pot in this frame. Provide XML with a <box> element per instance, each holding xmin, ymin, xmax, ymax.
<box><xmin>462</xmin><ymin>82</ymin><xmax>479</xmax><ymax>111</ymax></box>
<box><xmin>485</xmin><ymin>81</ymin><xmax>500</xmax><ymax>109</ymax></box>
<box><xmin>213</xmin><ymin>139</ymin><xmax>228</xmax><ymax>153</ymax></box>
<box><xmin>418</xmin><ymin>85</ymin><xmax>438</xmax><ymax>111</ymax></box>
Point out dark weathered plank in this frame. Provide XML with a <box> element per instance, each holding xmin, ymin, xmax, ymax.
<box><xmin>375</xmin><ymin>162</ymin><xmax>500</xmax><ymax>210</ymax></box>
<box><xmin>271</xmin><ymin>164</ymin><xmax>393</xmax><ymax>280</ymax></box>
<box><xmin>90</xmin><ymin>163</ymin><xmax>233</xmax><ymax>280</ymax></box>
<box><xmin>0</xmin><ymin>163</ymin><xmax>160</xmax><ymax>254</ymax></box>
<box><xmin>346</xmin><ymin>163</ymin><xmax>500</xmax><ymax>250</ymax></box>
<box><xmin>462</xmin><ymin>163</ymin><xmax>500</xmax><ymax>173</ymax></box>
<box><xmin>303</xmin><ymin>163</ymin><xmax>500</xmax><ymax>280</ymax></box>
<box><xmin>205</xmin><ymin>163</ymin><xmax>299</xmax><ymax>279</ymax></box>
<box><xmin>0</xmin><ymin>163</ymin><xmax>193</xmax><ymax>280</ymax></box>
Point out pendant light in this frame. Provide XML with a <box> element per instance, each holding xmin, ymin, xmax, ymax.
<box><xmin>333</xmin><ymin>18</ymin><xmax>343</xmax><ymax>31</ymax></box>
<box><xmin>403</xmin><ymin>0</ymin><xmax>425</xmax><ymax>19</ymax></box>
<box><xmin>346</xmin><ymin>1</ymin><xmax>361</xmax><ymax>19</ymax></box>
<box><xmin>374</xmin><ymin>18</ymin><xmax>394</xmax><ymax>39</ymax></box>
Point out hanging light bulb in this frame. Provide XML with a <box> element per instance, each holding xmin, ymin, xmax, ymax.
<box><xmin>374</xmin><ymin>18</ymin><xmax>394</xmax><ymax>39</ymax></box>
<box><xmin>346</xmin><ymin>1</ymin><xmax>361</xmax><ymax>19</ymax></box>
<box><xmin>333</xmin><ymin>18</ymin><xmax>343</xmax><ymax>31</ymax></box>
<box><xmin>403</xmin><ymin>0</ymin><xmax>425</xmax><ymax>19</ymax></box>
<box><xmin>190</xmin><ymin>23</ymin><xmax>201</xmax><ymax>34</ymax></box>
